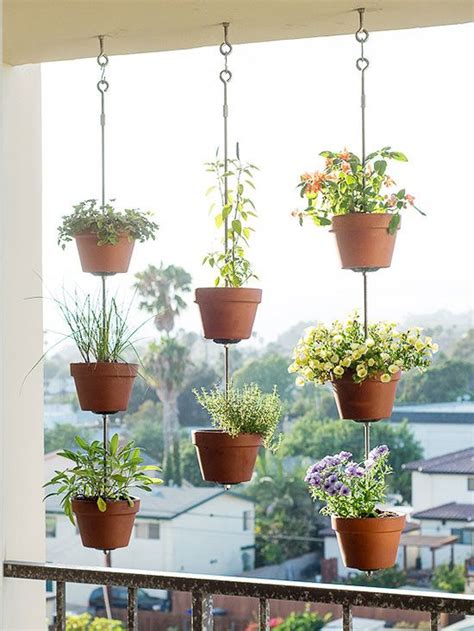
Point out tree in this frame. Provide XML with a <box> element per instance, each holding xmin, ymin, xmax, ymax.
<box><xmin>123</xmin><ymin>401</ymin><xmax>164</xmax><ymax>462</ymax></box>
<box><xmin>45</xmin><ymin>423</ymin><xmax>92</xmax><ymax>454</ymax></box>
<box><xmin>180</xmin><ymin>437</ymin><xmax>213</xmax><ymax>487</ymax></box>
<box><xmin>432</xmin><ymin>563</ymin><xmax>465</xmax><ymax>593</ymax></box>
<box><xmin>281</xmin><ymin>417</ymin><xmax>422</xmax><ymax>502</ymax></box>
<box><xmin>233</xmin><ymin>353</ymin><xmax>295</xmax><ymax>402</ymax></box>
<box><xmin>397</xmin><ymin>358</ymin><xmax>474</xmax><ymax>403</ymax></box>
<box><xmin>178</xmin><ymin>363</ymin><xmax>219</xmax><ymax>427</ymax></box>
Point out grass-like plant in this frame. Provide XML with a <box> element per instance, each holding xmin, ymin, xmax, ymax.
<box><xmin>194</xmin><ymin>383</ymin><xmax>282</xmax><ymax>450</ymax></box>
<box><xmin>44</xmin><ymin>434</ymin><xmax>162</xmax><ymax>522</ymax></box>
<box><xmin>57</xmin><ymin>199</ymin><xmax>159</xmax><ymax>248</ymax></box>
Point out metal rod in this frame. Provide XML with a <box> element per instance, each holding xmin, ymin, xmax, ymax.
<box><xmin>343</xmin><ymin>603</ymin><xmax>353</xmax><ymax>631</ymax></box>
<box><xmin>258</xmin><ymin>598</ymin><xmax>270</xmax><ymax>631</ymax></box>
<box><xmin>219</xmin><ymin>22</ymin><xmax>232</xmax><ymax>286</ymax></box>
<box><xmin>127</xmin><ymin>587</ymin><xmax>138</xmax><ymax>630</ymax></box>
<box><xmin>56</xmin><ymin>581</ymin><xmax>66</xmax><ymax>631</ymax></box>
<box><xmin>224</xmin><ymin>344</ymin><xmax>230</xmax><ymax>398</ymax></box>
<box><xmin>430</xmin><ymin>612</ymin><xmax>441</xmax><ymax>631</ymax></box>
<box><xmin>191</xmin><ymin>591</ymin><xmax>213</xmax><ymax>630</ymax></box>
<box><xmin>363</xmin><ymin>270</ymin><xmax>368</xmax><ymax>338</ymax></box>
<box><xmin>364</xmin><ymin>421</ymin><xmax>371</xmax><ymax>460</ymax></box>
<box><xmin>356</xmin><ymin>8</ymin><xmax>368</xmax><ymax>209</ymax></box>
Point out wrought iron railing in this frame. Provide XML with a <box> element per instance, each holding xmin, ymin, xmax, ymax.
<box><xmin>3</xmin><ymin>560</ymin><xmax>474</xmax><ymax>631</ymax></box>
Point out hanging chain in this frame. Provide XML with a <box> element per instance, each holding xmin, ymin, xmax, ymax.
<box><xmin>355</xmin><ymin>8</ymin><xmax>369</xmax><ymax>188</ymax></box>
<box><xmin>219</xmin><ymin>22</ymin><xmax>232</xmax><ymax>263</ymax></box>
<box><xmin>97</xmin><ymin>36</ymin><xmax>109</xmax><ymax>212</ymax></box>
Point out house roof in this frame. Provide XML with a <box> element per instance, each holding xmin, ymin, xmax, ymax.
<box><xmin>412</xmin><ymin>503</ymin><xmax>474</xmax><ymax>523</ymax></box>
<box><xmin>403</xmin><ymin>447</ymin><xmax>474</xmax><ymax>475</ymax></box>
<box><xmin>391</xmin><ymin>401</ymin><xmax>474</xmax><ymax>425</ymax></box>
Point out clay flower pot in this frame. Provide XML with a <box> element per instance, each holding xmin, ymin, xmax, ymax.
<box><xmin>195</xmin><ymin>287</ymin><xmax>262</xmax><ymax>343</ymax></box>
<box><xmin>192</xmin><ymin>429</ymin><xmax>262</xmax><ymax>485</ymax></box>
<box><xmin>330</xmin><ymin>214</ymin><xmax>400</xmax><ymax>271</ymax></box>
<box><xmin>72</xmin><ymin>498</ymin><xmax>140</xmax><ymax>550</ymax></box>
<box><xmin>74</xmin><ymin>232</ymin><xmax>135</xmax><ymax>275</ymax></box>
<box><xmin>331</xmin><ymin>513</ymin><xmax>406</xmax><ymax>571</ymax></box>
<box><xmin>70</xmin><ymin>362</ymin><xmax>138</xmax><ymax>414</ymax></box>
<box><xmin>332</xmin><ymin>371</ymin><xmax>401</xmax><ymax>422</ymax></box>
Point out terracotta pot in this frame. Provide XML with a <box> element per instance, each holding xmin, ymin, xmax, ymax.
<box><xmin>195</xmin><ymin>287</ymin><xmax>262</xmax><ymax>343</ymax></box>
<box><xmin>72</xmin><ymin>498</ymin><xmax>140</xmax><ymax>550</ymax></box>
<box><xmin>331</xmin><ymin>513</ymin><xmax>406</xmax><ymax>571</ymax></box>
<box><xmin>332</xmin><ymin>371</ymin><xmax>401</xmax><ymax>422</ymax></box>
<box><xmin>330</xmin><ymin>214</ymin><xmax>400</xmax><ymax>270</ymax></box>
<box><xmin>70</xmin><ymin>362</ymin><xmax>138</xmax><ymax>414</ymax></box>
<box><xmin>74</xmin><ymin>232</ymin><xmax>135</xmax><ymax>274</ymax></box>
<box><xmin>192</xmin><ymin>429</ymin><xmax>262</xmax><ymax>484</ymax></box>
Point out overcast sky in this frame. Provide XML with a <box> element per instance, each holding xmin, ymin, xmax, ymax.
<box><xmin>41</xmin><ymin>23</ymin><xmax>473</xmax><ymax>346</ymax></box>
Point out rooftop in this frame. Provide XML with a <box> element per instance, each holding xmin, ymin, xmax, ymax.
<box><xmin>403</xmin><ymin>447</ymin><xmax>474</xmax><ymax>475</ymax></box>
<box><xmin>412</xmin><ymin>503</ymin><xmax>474</xmax><ymax>523</ymax></box>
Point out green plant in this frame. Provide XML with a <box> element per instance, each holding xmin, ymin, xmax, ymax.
<box><xmin>66</xmin><ymin>613</ymin><xmax>124</xmax><ymax>630</ymax></box>
<box><xmin>203</xmin><ymin>150</ymin><xmax>259</xmax><ymax>287</ymax></box>
<box><xmin>274</xmin><ymin>606</ymin><xmax>331</xmax><ymax>630</ymax></box>
<box><xmin>294</xmin><ymin>147</ymin><xmax>425</xmax><ymax>233</ymax></box>
<box><xmin>44</xmin><ymin>434</ymin><xmax>162</xmax><ymax>523</ymax></box>
<box><xmin>58</xmin><ymin>199</ymin><xmax>158</xmax><ymax>248</ymax></box>
<box><xmin>432</xmin><ymin>563</ymin><xmax>465</xmax><ymax>593</ymax></box>
<box><xmin>289</xmin><ymin>312</ymin><xmax>438</xmax><ymax>386</ymax></box>
<box><xmin>194</xmin><ymin>383</ymin><xmax>282</xmax><ymax>450</ymax></box>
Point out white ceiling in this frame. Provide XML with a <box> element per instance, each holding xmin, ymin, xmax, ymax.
<box><xmin>3</xmin><ymin>0</ymin><xmax>473</xmax><ymax>66</ymax></box>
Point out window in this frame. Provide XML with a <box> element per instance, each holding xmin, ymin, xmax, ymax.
<box><xmin>451</xmin><ymin>528</ymin><xmax>474</xmax><ymax>545</ymax></box>
<box><xmin>135</xmin><ymin>522</ymin><xmax>160</xmax><ymax>540</ymax></box>
<box><xmin>46</xmin><ymin>516</ymin><xmax>56</xmax><ymax>538</ymax></box>
<box><xmin>243</xmin><ymin>510</ymin><xmax>253</xmax><ymax>531</ymax></box>
<box><xmin>468</xmin><ymin>477</ymin><xmax>474</xmax><ymax>491</ymax></box>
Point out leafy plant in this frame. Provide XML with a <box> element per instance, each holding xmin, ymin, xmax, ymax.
<box><xmin>66</xmin><ymin>613</ymin><xmax>123</xmax><ymax>630</ymax></box>
<box><xmin>58</xmin><ymin>199</ymin><xmax>158</xmax><ymax>248</ymax></box>
<box><xmin>203</xmin><ymin>150</ymin><xmax>259</xmax><ymax>287</ymax></box>
<box><xmin>305</xmin><ymin>445</ymin><xmax>393</xmax><ymax>518</ymax></box>
<box><xmin>44</xmin><ymin>434</ymin><xmax>162</xmax><ymax>523</ymax></box>
<box><xmin>432</xmin><ymin>563</ymin><xmax>465</xmax><ymax>593</ymax></box>
<box><xmin>194</xmin><ymin>383</ymin><xmax>282</xmax><ymax>450</ymax></box>
<box><xmin>289</xmin><ymin>311</ymin><xmax>438</xmax><ymax>386</ymax></box>
<box><xmin>274</xmin><ymin>606</ymin><xmax>331</xmax><ymax>630</ymax></box>
<box><xmin>294</xmin><ymin>147</ymin><xmax>425</xmax><ymax>233</ymax></box>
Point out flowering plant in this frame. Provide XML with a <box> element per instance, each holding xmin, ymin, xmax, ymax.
<box><xmin>288</xmin><ymin>312</ymin><xmax>438</xmax><ymax>386</ymax></box>
<box><xmin>305</xmin><ymin>445</ymin><xmax>392</xmax><ymax>518</ymax></box>
<box><xmin>293</xmin><ymin>147</ymin><xmax>425</xmax><ymax>233</ymax></box>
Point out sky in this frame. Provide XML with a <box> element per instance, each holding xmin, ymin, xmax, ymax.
<box><xmin>41</xmin><ymin>23</ymin><xmax>473</xmax><ymax>347</ymax></box>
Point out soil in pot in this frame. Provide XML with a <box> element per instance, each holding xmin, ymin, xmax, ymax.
<box><xmin>195</xmin><ymin>287</ymin><xmax>262</xmax><ymax>344</ymax></box>
<box><xmin>332</xmin><ymin>371</ymin><xmax>401</xmax><ymax>421</ymax></box>
<box><xmin>331</xmin><ymin>512</ymin><xmax>406</xmax><ymax>571</ymax></box>
<box><xmin>70</xmin><ymin>362</ymin><xmax>138</xmax><ymax>415</ymax></box>
<box><xmin>72</xmin><ymin>498</ymin><xmax>140</xmax><ymax>550</ymax></box>
<box><xmin>192</xmin><ymin>429</ymin><xmax>262</xmax><ymax>485</ymax></box>
<box><xmin>74</xmin><ymin>232</ymin><xmax>135</xmax><ymax>275</ymax></box>
<box><xmin>330</xmin><ymin>214</ymin><xmax>400</xmax><ymax>271</ymax></box>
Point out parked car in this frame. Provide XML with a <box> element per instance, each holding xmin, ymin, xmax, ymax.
<box><xmin>88</xmin><ymin>586</ymin><xmax>171</xmax><ymax>613</ymax></box>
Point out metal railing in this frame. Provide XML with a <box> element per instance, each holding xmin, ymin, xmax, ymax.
<box><xmin>3</xmin><ymin>560</ymin><xmax>474</xmax><ymax>631</ymax></box>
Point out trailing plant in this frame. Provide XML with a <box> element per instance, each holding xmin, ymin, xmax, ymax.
<box><xmin>58</xmin><ymin>199</ymin><xmax>158</xmax><ymax>248</ymax></box>
<box><xmin>45</xmin><ymin>434</ymin><xmax>162</xmax><ymax>523</ymax></box>
<box><xmin>194</xmin><ymin>383</ymin><xmax>282</xmax><ymax>450</ymax></box>
<box><xmin>289</xmin><ymin>311</ymin><xmax>438</xmax><ymax>386</ymax></box>
<box><xmin>203</xmin><ymin>150</ymin><xmax>259</xmax><ymax>287</ymax></box>
<box><xmin>304</xmin><ymin>445</ymin><xmax>393</xmax><ymax>518</ymax></box>
<box><xmin>293</xmin><ymin>147</ymin><xmax>425</xmax><ymax>233</ymax></box>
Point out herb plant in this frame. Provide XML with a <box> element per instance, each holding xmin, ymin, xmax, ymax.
<box><xmin>44</xmin><ymin>434</ymin><xmax>162</xmax><ymax>523</ymax></box>
<box><xmin>58</xmin><ymin>199</ymin><xmax>158</xmax><ymax>248</ymax></box>
<box><xmin>194</xmin><ymin>383</ymin><xmax>282</xmax><ymax>450</ymax></box>
<box><xmin>293</xmin><ymin>147</ymin><xmax>425</xmax><ymax>233</ymax></box>
<box><xmin>203</xmin><ymin>150</ymin><xmax>259</xmax><ymax>287</ymax></box>
<box><xmin>305</xmin><ymin>445</ymin><xmax>392</xmax><ymax>518</ymax></box>
<box><xmin>289</xmin><ymin>312</ymin><xmax>438</xmax><ymax>386</ymax></box>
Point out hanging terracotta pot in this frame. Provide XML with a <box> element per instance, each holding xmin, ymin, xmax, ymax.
<box><xmin>195</xmin><ymin>287</ymin><xmax>262</xmax><ymax>343</ymax></box>
<box><xmin>332</xmin><ymin>370</ymin><xmax>401</xmax><ymax>421</ymax></box>
<box><xmin>330</xmin><ymin>214</ymin><xmax>400</xmax><ymax>270</ymax></box>
<box><xmin>74</xmin><ymin>232</ymin><xmax>135</xmax><ymax>274</ymax></box>
<box><xmin>70</xmin><ymin>362</ymin><xmax>138</xmax><ymax>414</ymax></box>
<box><xmin>331</xmin><ymin>513</ymin><xmax>406</xmax><ymax>571</ymax></box>
<box><xmin>192</xmin><ymin>429</ymin><xmax>262</xmax><ymax>484</ymax></box>
<box><xmin>72</xmin><ymin>498</ymin><xmax>140</xmax><ymax>550</ymax></box>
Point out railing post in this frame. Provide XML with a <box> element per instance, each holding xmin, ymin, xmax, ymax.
<box><xmin>192</xmin><ymin>591</ymin><xmax>213</xmax><ymax>630</ymax></box>
<box><xmin>127</xmin><ymin>587</ymin><xmax>138</xmax><ymax>631</ymax></box>
<box><xmin>430</xmin><ymin>612</ymin><xmax>441</xmax><ymax>631</ymax></box>
<box><xmin>342</xmin><ymin>603</ymin><xmax>353</xmax><ymax>631</ymax></box>
<box><xmin>56</xmin><ymin>581</ymin><xmax>66</xmax><ymax>631</ymax></box>
<box><xmin>259</xmin><ymin>598</ymin><xmax>270</xmax><ymax>630</ymax></box>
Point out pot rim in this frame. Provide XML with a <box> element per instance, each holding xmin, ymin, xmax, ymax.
<box><xmin>330</xmin><ymin>212</ymin><xmax>401</xmax><ymax>231</ymax></box>
<box><xmin>331</xmin><ymin>512</ymin><xmax>405</xmax><ymax>522</ymax></box>
<box><xmin>195</xmin><ymin>286</ymin><xmax>262</xmax><ymax>302</ymax></box>
<box><xmin>70</xmin><ymin>361</ymin><xmax>139</xmax><ymax>374</ymax></box>
<box><xmin>72</xmin><ymin>495</ymin><xmax>140</xmax><ymax>504</ymax></box>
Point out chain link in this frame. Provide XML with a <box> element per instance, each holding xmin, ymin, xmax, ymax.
<box><xmin>355</xmin><ymin>8</ymin><xmax>369</xmax><ymax>169</ymax></box>
<box><xmin>219</xmin><ymin>23</ymin><xmax>232</xmax><ymax>267</ymax></box>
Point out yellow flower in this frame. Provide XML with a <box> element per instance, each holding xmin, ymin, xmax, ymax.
<box><xmin>295</xmin><ymin>376</ymin><xmax>305</xmax><ymax>387</ymax></box>
<box><xmin>303</xmin><ymin>367</ymin><xmax>315</xmax><ymax>380</ymax></box>
<box><xmin>331</xmin><ymin>354</ymin><xmax>339</xmax><ymax>364</ymax></box>
<box><xmin>381</xmin><ymin>352</ymin><xmax>390</xmax><ymax>361</ymax></box>
<box><xmin>432</xmin><ymin>343</ymin><xmax>439</xmax><ymax>353</ymax></box>
<box><xmin>341</xmin><ymin>357</ymin><xmax>352</xmax><ymax>367</ymax></box>
<box><xmin>407</xmin><ymin>335</ymin><xmax>416</xmax><ymax>345</ymax></box>
<box><xmin>323</xmin><ymin>362</ymin><xmax>334</xmax><ymax>371</ymax></box>
<box><xmin>356</xmin><ymin>364</ymin><xmax>367</xmax><ymax>379</ymax></box>
<box><xmin>333</xmin><ymin>366</ymin><xmax>344</xmax><ymax>377</ymax></box>
<box><xmin>380</xmin><ymin>373</ymin><xmax>391</xmax><ymax>383</ymax></box>
<box><xmin>368</xmin><ymin>358</ymin><xmax>375</xmax><ymax>367</ymax></box>
<box><xmin>333</xmin><ymin>334</ymin><xmax>343</xmax><ymax>343</ymax></box>
<box><xmin>415</xmin><ymin>339</ymin><xmax>425</xmax><ymax>351</ymax></box>
<box><xmin>390</xmin><ymin>342</ymin><xmax>399</xmax><ymax>351</ymax></box>
<box><xmin>366</xmin><ymin>338</ymin><xmax>375</xmax><ymax>347</ymax></box>
<box><xmin>388</xmin><ymin>364</ymin><xmax>399</xmax><ymax>374</ymax></box>
<box><xmin>288</xmin><ymin>363</ymin><xmax>298</xmax><ymax>373</ymax></box>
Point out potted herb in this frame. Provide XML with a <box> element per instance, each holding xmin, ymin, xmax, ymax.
<box><xmin>305</xmin><ymin>445</ymin><xmax>405</xmax><ymax>570</ymax></box>
<box><xmin>45</xmin><ymin>434</ymin><xmax>162</xmax><ymax>550</ymax></box>
<box><xmin>58</xmin><ymin>199</ymin><xmax>159</xmax><ymax>274</ymax></box>
<box><xmin>192</xmin><ymin>383</ymin><xmax>282</xmax><ymax>484</ymax></box>
<box><xmin>293</xmin><ymin>147</ymin><xmax>425</xmax><ymax>270</ymax></box>
<box><xmin>289</xmin><ymin>312</ymin><xmax>437</xmax><ymax>421</ymax></box>
<box><xmin>195</xmin><ymin>152</ymin><xmax>262</xmax><ymax>343</ymax></box>
<box><xmin>58</xmin><ymin>292</ymin><xmax>141</xmax><ymax>414</ymax></box>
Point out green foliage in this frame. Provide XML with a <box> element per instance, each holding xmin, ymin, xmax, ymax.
<box><xmin>66</xmin><ymin>613</ymin><xmax>124</xmax><ymax>630</ymax></box>
<box><xmin>44</xmin><ymin>434</ymin><xmax>162</xmax><ymax>523</ymax></box>
<box><xmin>144</xmin><ymin>338</ymin><xmax>191</xmax><ymax>398</ymax></box>
<box><xmin>123</xmin><ymin>401</ymin><xmax>164</xmax><ymax>461</ymax></box>
<box><xmin>204</xmin><ymin>151</ymin><xmax>259</xmax><ymax>287</ymax></box>
<box><xmin>432</xmin><ymin>563</ymin><xmax>465</xmax><ymax>593</ymax></box>
<box><xmin>234</xmin><ymin>353</ymin><xmax>295</xmax><ymax>402</ymax></box>
<box><xmin>346</xmin><ymin>565</ymin><xmax>407</xmax><ymax>588</ymax></box>
<box><xmin>274</xmin><ymin>606</ymin><xmax>331</xmax><ymax>630</ymax></box>
<box><xmin>397</xmin><ymin>358</ymin><xmax>474</xmax><ymax>403</ymax></box>
<box><xmin>282</xmin><ymin>417</ymin><xmax>422</xmax><ymax>502</ymax></box>
<box><xmin>45</xmin><ymin>422</ymin><xmax>92</xmax><ymax>454</ymax></box>
<box><xmin>194</xmin><ymin>383</ymin><xmax>282</xmax><ymax>450</ymax></box>
<box><xmin>58</xmin><ymin>199</ymin><xmax>158</xmax><ymax>248</ymax></box>
<box><xmin>295</xmin><ymin>147</ymin><xmax>425</xmax><ymax>231</ymax></box>
<box><xmin>180</xmin><ymin>438</ymin><xmax>214</xmax><ymax>487</ymax></box>
<box><xmin>134</xmin><ymin>264</ymin><xmax>192</xmax><ymax>335</ymax></box>
<box><xmin>178</xmin><ymin>363</ymin><xmax>220</xmax><ymax>427</ymax></box>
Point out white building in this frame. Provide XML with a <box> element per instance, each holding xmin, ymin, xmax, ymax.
<box><xmin>45</xmin><ymin>452</ymin><xmax>255</xmax><ymax>608</ymax></box>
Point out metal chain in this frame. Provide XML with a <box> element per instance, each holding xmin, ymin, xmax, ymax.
<box><xmin>219</xmin><ymin>22</ymin><xmax>232</xmax><ymax>262</ymax></box>
<box><xmin>97</xmin><ymin>36</ymin><xmax>109</xmax><ymax>212</ymax></box>
<box><xmin>355</xmin><ymin>8</ymin><xmax>369</xmax><ymax>181</ymax></box>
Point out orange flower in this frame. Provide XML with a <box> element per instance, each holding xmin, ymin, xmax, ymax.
<box><xmin>325</xmin><ymin>157</ymin><xmax>334</xmax><ymax>168</ymax></box>
<box><xmin>341</xmin><ymin>162</ymin><xmax>351</xmax><ymax>174</ymax></box>
<box><xmin>384</xmin><ymin>175</ymin><xmax>396</xmax><ymax>187</ymax></box>
<box><xmin>405</xmin><ymin>193</ymin><xmax>415</xmax><ymax>205</ymax></box>
<box><xmin>339</xmin><ymin>148</ymin><xmax>351</xmax><ymax>161</ymax></box>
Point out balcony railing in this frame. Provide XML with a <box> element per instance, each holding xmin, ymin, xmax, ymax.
<box><xmin>4</xmin><ymin>560</ymin><xmax>474</xmax><ymax>631</ymax></box>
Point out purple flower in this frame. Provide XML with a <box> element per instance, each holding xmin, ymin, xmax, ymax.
<box><xmin>334</xmin><ymin>481</ymin><xmax>343</xmax><ymax>491</ymax></box>
<box><xmin>326</xmin><ymin>487</ymin><xmax>337</xmax><ymax>496</ymax></box>
<box><xmin>339</xmin><ymin>485</ymin><xmax>351</xmax><ymax>497</ymax></box>
<box><xmin>345</xmin><ymin>462</ymin><xmax>365</xmax><ymax>478</ymax></box>
<box><xmin>368</xmin><ymin>445</ymin><xmax>389</xmax><ymax>461</ymax></box>
<box><xmin>328</xmin><ymin>474</ymin><xmax>338</xmax><ymax>485</ymax></box>
<box><xmin>323</xmin><ymin>480</ymin><xmax>333</xmax><ymax>491</ymax></box>
<box><xmin>306</xmin><ymin>473</ymin><xmax>322</xmax><ymax>488</ymax></box>
<box><xmin>338</xmin><ymin>451</ymin><xmax>352</xmax><ymax>462</ymax></box>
